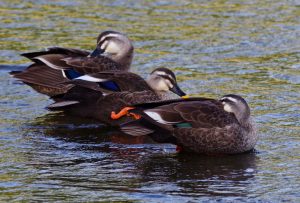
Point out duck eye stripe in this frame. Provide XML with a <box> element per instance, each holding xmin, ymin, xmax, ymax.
<box><xmin>221</xmin><ymin>98</ymin><xmax>231</xmax><ymax>103</ymax></box>
<box><xmin>160</xmin><ymin>75</ymin><xmax>175</xmax><ymax>83</ymax></box>
<box><xmin>98</xmin><ymin>37</ymin><xmax>115</xmax><ymax>46</ymax></box>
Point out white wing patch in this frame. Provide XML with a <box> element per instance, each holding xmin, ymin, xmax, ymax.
<box><xmin>75</xmin><ymin>75</ymin><xmax>108</xmax><ymax>82</ymax></box>
<box><xmin>48</xmin><ymin>101</ymin><xmax>79</xmax><ymax>108</ymax></box>
<box><xmin>144</xmin><ymin>110</ymin><xmax>177</xmax><ymax>124</ymax></box>
<box><xmin>34</xmin><ymin>56</ymin><xmax>67</xmax><ymax>70</ymax></box>
<box><xmin>62</xmin><ymin>70</ymin><xmax>67</xmax><ymax>78</ymax></box>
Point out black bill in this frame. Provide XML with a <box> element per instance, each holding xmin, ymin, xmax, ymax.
<box><xmin>88</xmin><ymin>48</ymin><xmax>105</xmax><ymax>57</ymax></box>
<box><xmin>170</xmin><ymin>84</ymin><xmax>186</xmax><ymax>97</ymax></box>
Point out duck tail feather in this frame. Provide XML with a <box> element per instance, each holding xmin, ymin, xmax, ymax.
<box><xmin>47</xmin><ymin>100</ymin><xmax>79</xmax><ymax>111</ymax></box>
<box><xmin>10</xmin><ymin>64</ymin><xmax>70</xmax><ymax>96</ymax></box>
<box><xmin>120</xmin><ymin>120</ymin><xmax>154</xmax><ymax>136</ymax></box>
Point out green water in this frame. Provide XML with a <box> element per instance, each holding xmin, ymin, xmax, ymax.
<box><xmin>1</xmin><ymin>0</ymin><xmax>299</xmax><ymax>202</ymax></box>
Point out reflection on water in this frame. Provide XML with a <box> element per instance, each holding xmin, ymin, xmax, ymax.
<box><xmin>1</xmin><ymin>0</ymin><xmax>300</xmax><ymax>202</ymax></box>
<box><xmin>138</xmin><ymin>153</ymin><xmax>258</xmax><ymax>198</ymax></box>
<box><xmin>28</xmin><ymin>112</ymin><xmax>155</xmax><ymax>145</ymax></box>
<box><xmin>20</xmin><ymin>113</ymin><xmax>259</xmax><ymax>201</ymax></box>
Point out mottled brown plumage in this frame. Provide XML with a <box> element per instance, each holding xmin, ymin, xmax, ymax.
<box><xmin>121</xmin><ymin>95</ymin><xmax>258</xmax><ymax>154</ymax></box>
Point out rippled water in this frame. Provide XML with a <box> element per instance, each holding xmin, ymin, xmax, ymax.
<box><xmin>1</xmin><ymin>0</ymin><xmax>299</xmax><ymax>202</ymax></box>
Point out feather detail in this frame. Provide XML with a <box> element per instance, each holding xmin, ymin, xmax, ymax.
<box><xmin>47</xmin><ymin>100</ymin><xmax>79</xmax><ymax>110</ymax></box>
<box><xmin>63</xmin><ymin>69</ymin><xmax>82</xmax><ymax>79</ymax></box>
<box><xmin>144</xmin><ymin>110</ymin><xmax>179</xmax><ymax>124</ymax></box>
<box><xmin>121</xmin><ymin>122</ymin><xmax>154</xmax><ymax>136</ymax></box>
<box><xmin>75</xmin><ymin>75</ymin><xmax>108</xmax><ymax>82</ymax></box>
<box><xmin>10</xmin><ymin>64</ymin><xmax>71</xmax><ymax>96</ymax></box>
<box><xmin>34</xmin><ymin>54</ymin><xmax>70</xmax><ymax>70</ymax></box>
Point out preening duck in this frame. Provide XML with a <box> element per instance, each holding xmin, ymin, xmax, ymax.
<box><xmin>10</xmin><ymin>31</ymin><xmax>134</xmax><ymax>96</ymax></box>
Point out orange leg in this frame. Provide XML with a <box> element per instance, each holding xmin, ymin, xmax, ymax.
<box><xmin>128</xmin><ymin>112</ymin><xmax>141</xmax><ymax>120</ymax></box>
<box><xmin>111</xmin><ymin>107</ymin><xmax>141</xmax><ymax>120</ymax></box>
<box><xmin>111</xmin><ymin>107</ymin><xmax>134</xmax><ymax>120</ymax></box>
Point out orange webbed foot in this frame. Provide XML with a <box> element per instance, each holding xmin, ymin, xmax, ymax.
<box><xmin>111</xmin><ymin>107</ymin><xmax>134</xmax><ymax>120</ymax></box>
<box><xmin>111</xmin><ymin>107</ymin><xmax>141</xmax><ymax>120</ymax></box>
<box><xmin>129</xmin><ymin>112</ymin><xmax>141</xmax><ymax>120</ymax></box>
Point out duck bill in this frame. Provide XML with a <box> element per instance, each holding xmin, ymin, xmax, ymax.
<box><xmin>170</xmin><ymin>84</ymin><xmax>186</xmax><ymax>97</ymax></box>
<box><xmin>88</xmin><ymin>48</ymin><xmax>105</xmax><ymax>57</ymax></box>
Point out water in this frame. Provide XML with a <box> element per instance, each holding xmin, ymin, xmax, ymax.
<box><xmin>1</xmin><ymin>0</ymin><xmax>299</xmax><ymax>202</ymax></box>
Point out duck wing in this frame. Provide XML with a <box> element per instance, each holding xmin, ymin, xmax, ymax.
<box><xmin>131</xmin><ymin>98</ymin><xmax>233</xmax><ymax>127</ymax></box>
<box><xmin>63</xmin><ymin>57</ymin><xmax>120</xmax><ymax>74</ymax></box>
<box><xmin>116</xmin><ymin>91</ymin><xmax>159</xmax><ymax>105</ymax></box>
<box><xmin>32</xmin><ymin>53</ymin><xmax>119</xmax><ymax>75</ymax></box>
<box><xmin>47</xmin><ymin>85</ymin><xmax>104</xmax><ymax>110</ymax></box>
<box><xmin>121</xmin><ymin>99</ymin><xmax>237</xmax><ymax>137</ymax></box>
<box><xmin>23</xmin><ymin>47</ymin><xmax>121</xmax><ymax>75</ymax></box>
<box><xmin>83</xmin><ymin>71</ymin><xmax>150</xmax><ymax>91</ymax></box>
<box><xmin>10</xmin><ymin>63</ymin><xmax>71</xmax><ymax>96</ymax></box>
<box><xmin>63</xmin><ymin>71</ymin><xmax>151</xmax><ymax>93</ymax></box>
<box><xmin>21</xmin><ymin>47</ymin><xmax>90</xmax><ymax>60</ymax></box>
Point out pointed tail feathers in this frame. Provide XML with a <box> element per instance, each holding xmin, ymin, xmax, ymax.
<box><xmin>20</xmin><ymin>47</ymin><xmax>89</xmax><ymax>60</ymax></box>
<box><xmin>121</xmin><ymin>120</ymin><xmax>154</xmax><ymax>136</ymax></box>
<box><xmin>120</xmin><ymin>119</ymin><xmax>177</xmax><ymax>144</ymax></box>
<box><xmin>47</xmin><ymin>100</ymin><xmax>79</xmax><ymax>111</ymax></box>
<box><xmin>10</xmin><ymin>64</ymin><xmax>71</xmax><ymax>96</ymax></box>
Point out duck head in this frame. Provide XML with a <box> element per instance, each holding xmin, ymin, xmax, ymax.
<box><xmin>146</xmin><ymin>67</ymin><xmax>186</xmax><ymax>98</ymax></box>
<box><xmin>89</xmin><ymin>31</ymin><xmax>134</xmax><ymax>70</ymax></box>
<box><xmin>220</xmin><ymin>94</ymin><xmax>251</xmax><ymax>125</ymax></box>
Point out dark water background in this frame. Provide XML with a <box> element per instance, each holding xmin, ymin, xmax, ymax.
<box><xmin>1</xmin><ymin>0</ymin><xmax>299</xmax><ymax>202</ymax></box>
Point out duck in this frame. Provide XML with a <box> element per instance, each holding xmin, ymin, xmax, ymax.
<box><xmin>46</xmin><ymin>67</ymin><xmax>187</xmax><ymax>126</ymax></box>
<box><xmin>119</xmin><ymin>94</ymin><xmax>258</xmax><ymax>154</ymax></box>
<box><xmin>10</xmin><ymin>31</ymin><xmax>134</xmax><ymax>96</ymax></box>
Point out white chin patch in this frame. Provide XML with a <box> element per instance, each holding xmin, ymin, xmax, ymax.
<box><xmin>75</xmin><ymin>75</ymin><xmax>108</xmax><ymax>82</ymax></box>
<box><xmin>223</xmin><ymin>103</ymin><xmax>233</xmax><ymax>113</ymax></box>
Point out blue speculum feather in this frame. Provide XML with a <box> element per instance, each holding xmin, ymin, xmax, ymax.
<box><xmin>175</xmin><ymin>123</ymin><xmax>192</xmax><ymax>128</ymax></box>
<box><xmin>64</xmin><ymin>69</ymin><xmax>82</xmax><ymax>79</ymax></box>
<box><xmin>98</xmin><ymin>81</ymin><xmax>120</xmax><ymax>91</ymax></box>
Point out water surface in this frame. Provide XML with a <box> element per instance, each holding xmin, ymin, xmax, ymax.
<box><xmin>1</xmin><ymin>0</ymin><xmax>299</xmax><ymax>202</ymax></box>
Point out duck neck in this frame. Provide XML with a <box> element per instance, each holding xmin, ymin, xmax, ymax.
<box><xmin>240</xmin><ymin>117</ymin><xmax>258</xmax><ymax>150</ymax></box>
<box><xmin>116</xmin><ymin>52</ymin><xmax>133</xmax><ymax>71</ymax></box>
<box><xmin>239</xmin><ymin>117</ymin><xmax>254</xmax><ymax>132</ymax></box>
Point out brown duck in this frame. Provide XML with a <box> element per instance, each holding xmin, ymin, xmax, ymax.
<box><xmin>46</xmin><ymin>68</ymin><xmax>186</xmax><ymax>126</ymax></box>
<box><xmin>120</xmin><ymin>95</ymin><xmax>258</xmax><ymax>154</ymax></box>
